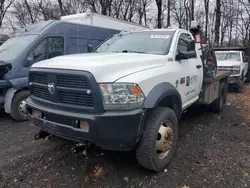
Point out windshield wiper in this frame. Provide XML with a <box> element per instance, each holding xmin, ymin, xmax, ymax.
<box><xmin>121</xmin><ymin>50</ymin><xmax>148</xmax><ymax>54</ymax></box>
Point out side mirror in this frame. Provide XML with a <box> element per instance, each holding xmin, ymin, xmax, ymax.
<box><xmin>27</xmin><ymin>53</ymin><xmax>34</xmax><ymax>61</ymax></box>
<box><xmin>25</xmin><ymin>52</ymin><xmax>35</xmax><ymax>67</ymax></box>
<box><xmin>176</xmin><ymin>51</ymin><xmax>189</xmax><ymax>61</ymax></box>
<box><xmin>243</xmin><ymin>56</ymin><xmax>249</xmax><ymax>62</ymax></box>
<box><xmin>87</xmin><ymin>44</ymin><xmax>93</xmax><ymax>52</ymax></box>
<box><xmin>187</xmin><ymin>40</ymin><xmax>196</xmax><ymax>51</ymax></box>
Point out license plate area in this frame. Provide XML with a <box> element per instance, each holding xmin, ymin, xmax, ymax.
<box><xmin>44</xmin><ymin>113</ymin><xmax>79</xmax><ymax>128</ymax></box>
<box><xmin>32</xmin><ymin>109</ymin><xmax>42</xmax><ymax>118</ymax></box>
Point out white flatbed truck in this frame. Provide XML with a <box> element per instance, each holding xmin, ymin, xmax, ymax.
<box><xmin>25</xmin><ymin>22</ymin><xmax>231</xmax><ymax>171</ymax></box>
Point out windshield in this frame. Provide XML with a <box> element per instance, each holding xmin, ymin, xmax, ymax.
<box><xmin>0</xmin><ymin>35</ymin><xmax>38</xmax><ymax>62</ymax></box>
<box><xmin>216</xmin><ymin>52</ymin><xmax>241</xmax><ymax>61</ymax></box>
<box><xmin>95</xmin><ymin>31</ymin><xmax>175</xmax><ymax>55</ymax></box>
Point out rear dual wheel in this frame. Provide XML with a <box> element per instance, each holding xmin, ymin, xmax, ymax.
<box><xmin>210</xmin><ymin>82</ymin><xmax>227</xmax><ymax>113</ymax></box>
<box><xmin>136</xmin><ymin>107</ymin><xmax>178</xmax><ymax>172</ymax></box>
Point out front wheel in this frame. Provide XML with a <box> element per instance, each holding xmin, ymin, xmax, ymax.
<box><xmin>135</xmin><ymin>107</ymin><xmax>178</xmax><ymax>172</ymax></box>
<box><xmin>10</xmin><ymin>90</ymin><xmax>29</xmax><ymax>121</ymax></box>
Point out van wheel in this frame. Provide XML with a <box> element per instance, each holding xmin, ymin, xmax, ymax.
<box><xmin>10</xmin><ymin>90</ymin><xmax>29</xmax><ymax>121</ymax></box>
<box><xmin>210</xmin><ymin>82</ymin><xmax>225</xmax><ymax>113</ymax></box>
<box><xmin>136</xmin><ymin>107</ymin><xmax>178</xmax><ymax>172</ymax></box>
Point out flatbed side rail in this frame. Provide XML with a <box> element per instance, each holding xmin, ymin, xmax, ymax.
<box><xmin>203</xmin><ymin>70</ymin><xmax>231</xmax><ymax>84</ymax></box>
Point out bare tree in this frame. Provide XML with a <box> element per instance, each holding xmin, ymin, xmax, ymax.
<box><xmin>172</xmin><ymin>0</ymin><xmax>186</xmax><ymax>28</ymax></box>
<box><xmin>190</xmin><ymin>0</ymin><xmax>194</xmax><ymax>20</ymax></box>
<box><xmin>57</xmin><ymin>0</ymin><xmax>65</xmax><ymax>16</ymax></box>
<box><xmin>136</xmin><ymin>0</ymin><xmax>151</xmax><ymax>25</ymax></box>
<box><xmin>0</xmin><ymin>0</ymin><xmax>15</xmax><ymax>28</ymax></box>
<box><xmin>204</xmin><ymin>0</ymin><xmax>209</xmax><ymax>42</ymax></box>
<box><xmin>100</xmin><ymin>0</ymin><xmax>113</xmax><ymax>15</ymax></box>
<box><xmin>155</xmin><ymin>0</ymin><xmax>162</xmax><ymax>28</ymax></box>
<box><xmin>166</xmin><ymin>0</ymin><xmax>171</xmax><ymax>27</ymax></box>
<box><xmin>214</xmin><ymin>0</ymin><xmax>221</xmax><ymax>45</ymax></box>
<box><xmin>12</xmin><ymin>0</ymin><xmax>39</xmax><ymax>28</ymax></box>
<box><xmin>24</xmin><ymin>0</ymin><xmax>35</xmax><ymax>23</ymax></box>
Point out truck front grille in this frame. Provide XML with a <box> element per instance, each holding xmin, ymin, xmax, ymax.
<box><xmin>32</xmin><ymin>86</ymin><xmax>50</xmax><ymax>100</ymax></box>
<box><xmin>59</xmin><ymin>91</ymin><xmax>94</xmax><ymax>106</ymax></box>
<box><xmin>28</xmin><ymin>69</ymin><xmax>103</xmax><ymax>113</ymax></box>
<box><xmin>30</xmin><ymin>73</ymin><xmax>48</xmax><ymax>85</ymax></box>
<box><xmin>57</xmin><ymin>75</ymin><xmax>90</xmax><ymax>89</ymax></box>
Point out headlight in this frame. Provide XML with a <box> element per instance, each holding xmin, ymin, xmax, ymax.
<box><xmin>231</xmin><ymin>66</ymin><xmax>240</xmax><ymax>75</ymax></box>
<box><xmin>99</xmin><ymin>83</ymin><xmax>145</xmax><ymax>110</ymax></box>
<box><xmin>231</xmin><ymin>66</ymin><xmax>240</xmax><ymax>71</ymax></box>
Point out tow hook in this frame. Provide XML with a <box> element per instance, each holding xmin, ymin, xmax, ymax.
<box><xmin>34</xmin><ymin>131</ymin><xmax>53</xmax><ymax>140</ymax></box>
<box><xmin>71</xmin><ymin>142</ymin><xmax>93</xmax><ymax>157</ymax></box>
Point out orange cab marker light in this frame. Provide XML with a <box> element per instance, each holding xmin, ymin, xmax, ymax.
<box><xmin>131</xmin><ymin>84</ymin><xmax>142</xmax><ymax>96</ymax></box>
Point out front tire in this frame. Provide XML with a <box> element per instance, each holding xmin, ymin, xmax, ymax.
<box><xmin>136</xmin><ymin>107</ymin><xmax>178</xmax><ymax>172</ymax></box>
<box><xmin>10</xmin><ymin>90</ymin><xmax>29</xmax><ymax>121</ymax></box>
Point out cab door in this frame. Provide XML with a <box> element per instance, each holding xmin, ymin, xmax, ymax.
<box><xmin>175</xmin><ymin>32</ymin><xmax>203</xmax><ymax>108</ymax></box>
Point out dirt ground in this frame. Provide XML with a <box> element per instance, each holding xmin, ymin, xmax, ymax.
<box><xmin>1</xmin><ymin>87</ymin><xmax>250</xmax><ymax>188</ymax></box>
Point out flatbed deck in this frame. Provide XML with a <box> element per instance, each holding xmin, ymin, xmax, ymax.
<box><xmin>199</xmin><ymin>70</ymin><xmax>231</xmax><ymax>105</ymax></box>
<box><xmin>203</xmin><ymin>70</ymin><xmax>231</xmax><ymax>83</ymax></box>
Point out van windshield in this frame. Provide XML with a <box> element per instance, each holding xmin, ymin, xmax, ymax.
<box><xmin>95</xmin><ymin>31</ymin><xmax>175</xmax><ymax>55</ymax></box>
<box><xmin>0</xmin><ymin>35</ymin><xmax>38</xmax><ymax>62</ymax></box>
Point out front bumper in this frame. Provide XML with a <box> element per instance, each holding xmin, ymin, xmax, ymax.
<box><xmin>26</xmin><ymin>98</ymin><xmax>145</xmax><ymax>151</ymax></box>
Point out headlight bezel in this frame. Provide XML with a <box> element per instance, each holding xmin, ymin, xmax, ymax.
<box><xmin>231</xmin><ymin>66</ymin><xmax>241</xmax><ymax>71</ymax></box>
<box><xmin>98</xmin><ymin>83</ymin><xmax>145</xmax><ymax>110</ymax></box>
<box><xmin>231</xmin><ymin>66</ymin><xmax>241</xmax><ymax>75</ymax></box>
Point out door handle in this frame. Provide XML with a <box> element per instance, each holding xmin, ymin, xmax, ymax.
<box><xmin>196</xmin><ymin>65</ymin><xmax>202</xmax><ymax>69</ymax></box>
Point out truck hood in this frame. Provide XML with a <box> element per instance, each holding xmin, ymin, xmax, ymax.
<box><xmin>217</xmin><ymin>60</ymin><xmax>241</xmax><ymax>67</ymax></box>
<box><xmin>32</xmin><ymin>53</ymin><xmax>166</xmax><ymax>82</ymax></box>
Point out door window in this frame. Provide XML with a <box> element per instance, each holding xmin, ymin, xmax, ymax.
<box><xmin>32</xmin><ymin>39</ymin><xmax>47</xmax><ymax>62</ymax></box>
<box><xmin>48</xmin><ymin>37</ymin><xmax>64</xmax><ymax>58</ymax></box>
<box><xmin>177</xmin><ymin>33</ymin><xmax>194</xmax><ymax>53</ymax></box>
<box><xmin>27</xmin><ymin>36</ymin><xmax>64</xmax><ymax>65</ymax></box>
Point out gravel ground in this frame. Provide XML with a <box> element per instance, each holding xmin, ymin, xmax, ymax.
<box><xmin>0</xmin><ymin>87</ymin><xmax>250</xmax><ymax>188</ymax></box>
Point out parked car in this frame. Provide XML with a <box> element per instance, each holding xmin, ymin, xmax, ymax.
<box><xmin>215</xmin><ymin>47</ymin><xmax>250</xmax><ymax>91</ymax></box>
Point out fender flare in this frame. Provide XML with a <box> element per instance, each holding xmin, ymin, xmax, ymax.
<box><xmin>4</xmin><ymin>87</ymin><xmax>29</xmax><ymax>114</ymax></box>
<box><xmin>4</xmin><ymin>88</ymin><xmax>18</xmax><ymax>114</ymax></box>
<box><xmin>9</xmin><ymin>77</ymin><xmax>29</xmax><ymax>89</ymax></box>
<box><xmin>142</xmin><ymin>82</ymin><xmax>182</xmax><ymax>116</ymax></box>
